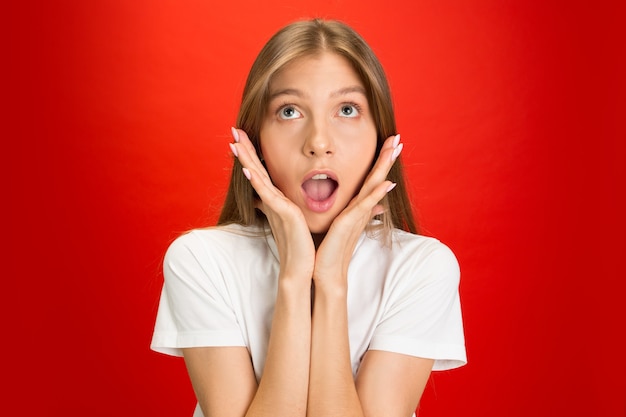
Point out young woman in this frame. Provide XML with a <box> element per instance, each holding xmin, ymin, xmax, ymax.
<box><xmin>151</xmin><ymin>18</ymin><xmax>466</xmax><ymax>417</ymax></box>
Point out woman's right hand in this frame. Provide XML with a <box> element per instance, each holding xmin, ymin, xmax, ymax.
<box><xmin>230</xmin><ymin>128</ymin><xmax>315</xmax><ymax>283</ymax></box>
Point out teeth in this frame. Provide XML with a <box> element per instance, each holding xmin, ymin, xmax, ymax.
<box><xmin>311</xmin><ymin>174</ymin><xmax>328</xmax><ymax>180</ymax></box>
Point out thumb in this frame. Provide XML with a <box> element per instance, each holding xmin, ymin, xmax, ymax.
<box><xmin>254</xmin><ymin>199</ymin><xmax>267</xmax><ymax>216</ymax></box>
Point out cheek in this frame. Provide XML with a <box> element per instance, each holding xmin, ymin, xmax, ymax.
<box><xmin>259</xmin><ymin>144</ymin><xmax>293</xmax><ymax>195</ymax></box>
<box><xmin>355</xmin><ymin>147</ymin><xmax>377</xmax><ymax>179</ymax></box>
<box><xmin>342</xmin><ymin>129</ymin><xmax>377</xmax><ymax>169</ymax></box>
<box><xmin>260</xmin><ymin>122</ymin><xmax>301</xmax><ymax>159</ymax></box>
<box><xmin>260</xmin><ymin>125</ymin><xmax>306</xmax><ymax>176</ymax></box>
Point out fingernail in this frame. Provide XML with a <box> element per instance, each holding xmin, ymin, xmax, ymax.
<box><xmin>229</xmin><ymin>142</ymin><xmax>238</xmax><ymax>157</ymax></box>
<box><xmin>386</xmin><ymin>182</ymin><xmax>397</xmax><ymax>192</ymax></box>
<box><xmin>242</xmin><ymin>167</ymin><xmax>251</xmax><ymax>180</ymax></box>
<box><xmin>392</xmin><ymin>134</ymin><xmax>401</xmax><ymax>148</ymax></box>
<box><xmin>231</xmin><ymin>127</ymin><xmax>240</xmax><ymax>143</ymax></box>
<box><xmin>391</xmin><ymin>143</ymin><xmax>403</xmax><ymax>161</ymax></box>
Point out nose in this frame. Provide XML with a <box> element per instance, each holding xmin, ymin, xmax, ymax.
<box><xmin>302</xmin><ymin>121</ymin><xmax>334</xmax><ymax>157</ymax></box>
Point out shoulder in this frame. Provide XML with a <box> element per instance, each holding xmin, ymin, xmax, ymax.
<box><xmin>396</xmin><ymin>230</ymin><xmax>459</xmax><ymax>288</ymax></box>
<box><xmin>358</xmin><ymin>229</ymin><xmax>460</xmax><ymax>287</ymax></box>
<box><xmin>392</xmin><ymin>230</ymin><xmax>459</xmax><ymax>280</ymax></box>
<box><xmin>361</xmin><ymin>228</ymin><xmax>458</xmax><ymax>267</ymax></box>
<box><xmin>164</xmin><ymin>224</ymin><xmax>272</xmax><ymax>270</ymax></box>
<box><xmin>167</xmin><ymin>223</ymin><xmax>267</xmax><ymax>252</ymax></box>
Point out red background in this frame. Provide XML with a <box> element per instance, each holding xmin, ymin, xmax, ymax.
<box><xmin>5</xmin><ymin>1</ymin><xmax>625</xmax><ymax>416</ymax></box>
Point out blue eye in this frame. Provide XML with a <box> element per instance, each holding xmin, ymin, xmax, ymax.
<box><xmin>279</xmin><ymin>106</ymin><xmax>301</xmax><ymax>120</ymax></box>
<box><xmin>339</xmin><ymin>104</ymin><xmax>359</xmax><ymax>118</ymax></box>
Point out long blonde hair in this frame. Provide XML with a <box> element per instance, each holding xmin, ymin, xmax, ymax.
<box><xmin>218</xmin><ymin>18</ymin><xmax>418</xmax><ymax>235</ymax></box>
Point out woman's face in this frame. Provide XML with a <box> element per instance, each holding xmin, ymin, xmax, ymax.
<box><xmin>259</xmin><ymin>52</ymin><xmax>378</xmax><ymax>234</ymax></box>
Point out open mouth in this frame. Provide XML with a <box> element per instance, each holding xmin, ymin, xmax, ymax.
<box><xmin>301</xmin><ymin>173</ymin><xmax>338</xmax><ymax>212</ymax></box>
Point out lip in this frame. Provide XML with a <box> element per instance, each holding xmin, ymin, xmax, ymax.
<box><xmin>301</xmin><ymin>169</ymin><xmax>339</xmax><ymax>213</ymax></box>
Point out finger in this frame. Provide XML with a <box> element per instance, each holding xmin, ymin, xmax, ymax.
<box><xmin>229</xmin><ymin>132</ymin><xmax>283</xmax><ymax>209</ymax></box>
<box><xmin>230</xmin><ymin>128</ymin><xmax>267</xmax><ymax>176</ymax></box>
<box><xmin>253</xmin><ymin>199</ymin><xmax>266</xmax><ymax>215</ymax></box>
<box><xmin>343</xmin><ymin>180</ymin><xmax>396</xmax><ymax>226</ymax></box>
<box><xmin>229</xmin><ymin>129</ymin><xmax>282</xmax><ymax>200</ymax></box>
<box><xmin>243</xmin><ymin>164</ymin><xmax>291</xmax><ymax>212</ymax></box>
<box><xmin>371</xmin><ymin>203</ymin><xmax>385</xmax><ymax>217</ymax></box>
<box><xmin>361</xmin><ymin>180</ymin><xmax>396</xmax><ymax>213</ymax></box>
<box><xmin>372</xmin><ymin>134</ymin><xmax>401</xmax><ymax>180</ymax></box>
<box><xmin>236</xmin><ymin>142</ymin><xmax>268</xmax><ymax>181</ymax></box>
<box><xmin>358</xmin><ymin>134</ymin><xmax>402</xmax><ymax>198</ymax></box>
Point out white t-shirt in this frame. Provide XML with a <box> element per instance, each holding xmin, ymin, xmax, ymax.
<box><xmin>151</xmin><ymin>223</ymin><xmax>466</xmax><ymax>414</ymax></box>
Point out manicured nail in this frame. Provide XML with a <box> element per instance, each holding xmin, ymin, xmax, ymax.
<box><xmin>386</xmin><ymin>182</ymin><xmax>397</xmax><ymax>192</ymax></box>
<box><xmin>242</xmin><ymin>167</ymin><xmax>251</xmax><ymax>180</ymax></box>
<box><xmin>392</xmin><ymin>134</ymin><xmax>401</xmax><ymax>148</ymax></box>
<box><xmin>229</xmin><ymin>142</ymin><xmax>238</xmax><ymax>157</ymax></box>
<box><xmin>391</xmin><ymin>143</ymin><xmax>403</xmax><ymax>161</ymax></box>
<box><xmin>231</xmin><ymin>127</ymin><xmax>240</xmax><ymax>143</ymax></box>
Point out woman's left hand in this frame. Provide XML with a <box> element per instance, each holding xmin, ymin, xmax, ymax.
<box><xmin>313</xmin><ymin>134</ymin><xmax>403</xmax><ymax>292</ymax></box>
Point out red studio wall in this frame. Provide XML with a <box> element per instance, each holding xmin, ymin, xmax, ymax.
<box><xmin>5</xmin><ymin>1</ymin><xmax>625</xmax><ymax>416</ymax></box>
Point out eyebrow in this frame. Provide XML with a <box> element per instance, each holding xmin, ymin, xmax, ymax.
<box><xmin>330</xmin><ymin>86</ymin><xmax>367</xmax><ymax>98</ymax></box>
<box><xmin>268</xmin><ymin>85</ymin><xmax>367</xmax><ymax>101</ymax></box>
<box><xmin>269</xmin><ymin>88</ymin><xmax>303</xmax><ymax>100</ymax></box>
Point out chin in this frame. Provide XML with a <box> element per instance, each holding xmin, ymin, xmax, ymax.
<box><xmin>307</xmin><ymin>225</ymin><xmax>331</xmax><ymax>235</ymax></box>
<box><xmin>306</xmin><ymin>218</ymin><xmax>332</xmax><ymax>235</ymax></box>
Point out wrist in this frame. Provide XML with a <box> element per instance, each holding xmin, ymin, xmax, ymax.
<box><xmin>278</xmin><ymin>275</ymin><xmax>313</xmax><ymax>294</ymax></box>
<box><xmin>312</xmin><ymin>274</ymin><xmax>348</xmax><ymax>300</ymax></box>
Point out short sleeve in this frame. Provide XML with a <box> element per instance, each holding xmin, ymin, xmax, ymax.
<box><xmin>150</xmin><ymin>232</ymin><xmax>245</xmax><ymax>357</ymax></box>
<box><xmin>369</xmin><ymin>242</ymin><xmax>467</xmax><ymax>370</ymax></box>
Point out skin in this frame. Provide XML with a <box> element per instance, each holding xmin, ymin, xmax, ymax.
<box><xmin>259</xmin><ymin>53</ymin><xmax>380</xmax><ymax>240</ymax></box>
<box><xmin>183</xmin><ymin>52</ymin><xmax>434</xmax><ymax>417</ymax></box>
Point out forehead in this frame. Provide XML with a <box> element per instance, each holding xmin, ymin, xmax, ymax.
<box><xmin>268</xmin><ymin>52</ymin><xmax>365</xmax><ymax>93</ymax></box>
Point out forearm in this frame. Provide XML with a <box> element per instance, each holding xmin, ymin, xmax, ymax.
<box><xmin>246</xmin><ymin>278</ymin><xmax>312</xmax><ymax>417</ymax></box>
<box><xmin>307</xmin><ymin>285</ymin><xmax>364</xmax><ymax>417</ymax></box>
